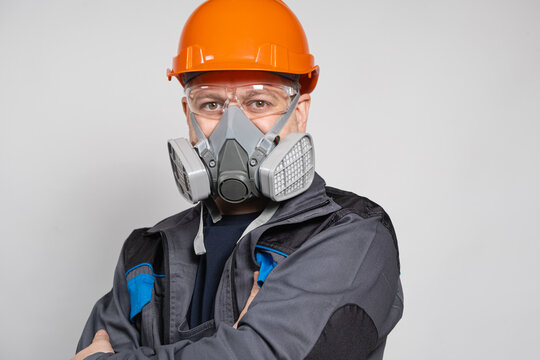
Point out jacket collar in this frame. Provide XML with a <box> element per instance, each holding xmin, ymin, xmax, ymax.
<box><xmin>147</xmin><ymin>172</ymin><xmax>338</xmax><ymax>243</ymax></box>
<box><xmin>268</xmin><ymin>172</ymin><xmax>333</xmax><ymax>223</ymax></box>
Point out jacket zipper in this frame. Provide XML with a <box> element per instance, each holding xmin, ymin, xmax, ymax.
<box><xmin>159</xmin><ymin>230</ymin><xmax>172</xmax><ymax>344</ymax></box>
<box><xmin>229</xmin><ymin>199</ymin><xmax>331</xmax><ymax>321</ymax></box>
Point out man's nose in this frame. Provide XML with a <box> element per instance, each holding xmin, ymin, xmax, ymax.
<box><xmin>224</xmin><ymin>96</ymin><xmax>241</xmax><ymax>111</ymax></box>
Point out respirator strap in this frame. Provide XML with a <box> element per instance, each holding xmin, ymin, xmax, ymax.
<box><xmin>189</xmin><ymin>112</ymin><xmax>207</xmax><ymax>142</ymax></box>
<box><xmin>203</xmin><ymin>198</ymin><xmax>222</xmax><ymax>223</ymax></box>
<box><xmin>193</xmin><ymin>203</ymin><xmax>206</xmax><ymax>255</ymax></box>
<box><xmin>252</xmin><ymin>93</ymin><xmax>301</xmax><ymax>157</ymax></box>
<box><xmin>266</xmin><ymin>93</ymin><xmax>301</xmax><ymax>139</ymax></box>
<box><xmin>189</xmin><ymin>112</ymin><xmax>218</xmax><ymax>190</ymax></box>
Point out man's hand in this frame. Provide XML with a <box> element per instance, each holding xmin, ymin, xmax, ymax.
<box><xmin>72</xmin><ymin>329</ymin><xmax>114</xmax><ymax>360</ymax></box>
<box><xmin>233</xmin><ymin>271</ymin><xmax>260</xmax><ymax>329</ymax></box>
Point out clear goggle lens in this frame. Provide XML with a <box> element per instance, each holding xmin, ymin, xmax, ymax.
<box><xmin>185</xmin><ymin>84</ymin><xmax>298</xmax><ymax>120</ymax></box>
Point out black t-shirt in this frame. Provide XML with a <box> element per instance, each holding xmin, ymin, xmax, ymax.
<box><xmin>188</xmin><ymin>211</ymin><xmax>260</xmax><ymax>329</ymax></box>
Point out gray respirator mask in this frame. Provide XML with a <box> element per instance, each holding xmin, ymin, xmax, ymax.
<box><xmin>167</xmin><ymin>91</ymin><xmax>315</xmax><ymax>204</ymax></box>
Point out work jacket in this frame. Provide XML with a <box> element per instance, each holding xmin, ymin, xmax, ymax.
<box><xmin>77</xmin><ymin>173</ymin><xmax>404</xmax><ymax>359</ymax></box>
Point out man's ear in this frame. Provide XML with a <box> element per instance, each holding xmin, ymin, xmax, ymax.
<box><xmin>295</xmin><ymin>93</ymin><xmax>311</xmax><ymax>132</ymax></box>
<box><xmin>182</xmin><ymin>97</ymin><xmax>199</xmax><ymax>145</ymax></box>
<box><xmin>182</xmin><ymin>97</ymin><xmax>189</xmax><ymax>119</ymax></box>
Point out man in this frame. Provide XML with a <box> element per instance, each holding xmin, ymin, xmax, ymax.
<box><xmin>74</xmin><ymin>0</ymin><xmax>403</xmax><ymax>359</ymax></box>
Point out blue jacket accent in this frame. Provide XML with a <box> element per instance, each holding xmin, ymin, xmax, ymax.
<box><xmin>255</xmin><ymin>245</ymin><xmax>289</xmax><ymax>258</ymax></box>
<box><xmin>127</xmin><ymin>273</ymin><xmax>155</xmax><ymax>321</ymax></box>
<box><xmin>255</xmin><ymin>251</ymin><xmax>277</xmax><ymax>287</ymax></box>
<box><xmin>125</xmin><ymin>262</ymin><xmax>166</xmax><ymax>278</ymax></box>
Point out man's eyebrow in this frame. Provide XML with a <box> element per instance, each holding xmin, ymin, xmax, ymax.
<box><xmin>191</xmin><ymin>89</ymin><xmax>226</xmax><ymax>99</ymax></box>
<box><xmin>243</xmin><ymin>90</ymin><xmax>278</xmax><ymax>99</ymax></box>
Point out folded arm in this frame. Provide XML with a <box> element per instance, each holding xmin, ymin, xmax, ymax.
<box><xmin>77</xmin><ymin>214</ymin><xmax>401</xmax><ymax>360</ymax></box>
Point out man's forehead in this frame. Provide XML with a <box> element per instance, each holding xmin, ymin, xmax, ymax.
<box><xmin>187</xmin><ymin>70</ymin><xmax>294</xmax><ymax>87</ymax></box>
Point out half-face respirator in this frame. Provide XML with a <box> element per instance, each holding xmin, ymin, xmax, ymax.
<box><xmin>167</xmin><ymin>83</ymin><xmax>315</xmax><ymax>204</ymax></box>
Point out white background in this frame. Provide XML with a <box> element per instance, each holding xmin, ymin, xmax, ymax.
<box><xmin>1</xmin><ymin>0</ymin><xmax>539</xmax><ymax>359</ymax></box>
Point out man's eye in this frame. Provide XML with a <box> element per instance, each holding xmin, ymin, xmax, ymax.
<box><xmin>203</xmin><ymin>102</ymin><xmax>221</xmax><ymax>111</ymax></box>
<box><xmin>247</xmin><ymin>100</ymin><xmax>269</xmax><ymax>109</ymax></box>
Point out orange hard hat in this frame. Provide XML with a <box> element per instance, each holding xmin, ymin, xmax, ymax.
<box><xmin>167</xmin><ymin>0</ymin><xmax>319</xmax><ymax>94</ymax></box>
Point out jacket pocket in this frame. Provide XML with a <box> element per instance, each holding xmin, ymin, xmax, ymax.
<box><xmin>177</xmin><ymin>319</ymin><xmax>216</xmax><ymax>342</ymax></box>
<box><xmin>125</xmin><ymin>263</ymin><xmax>166</xmax><ymax>348</ymax></box>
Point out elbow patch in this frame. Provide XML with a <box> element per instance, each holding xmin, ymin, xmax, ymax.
<box><xmin>305</xmin><ymin>304</ymin><xmax>378</xmax><ymax>360</ymax></box>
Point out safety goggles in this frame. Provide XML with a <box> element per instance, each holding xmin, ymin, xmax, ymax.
<box><xmin>185</xmin><ymin>83</ymin><xmax>299</xmax><ymax>121</ymax></box>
